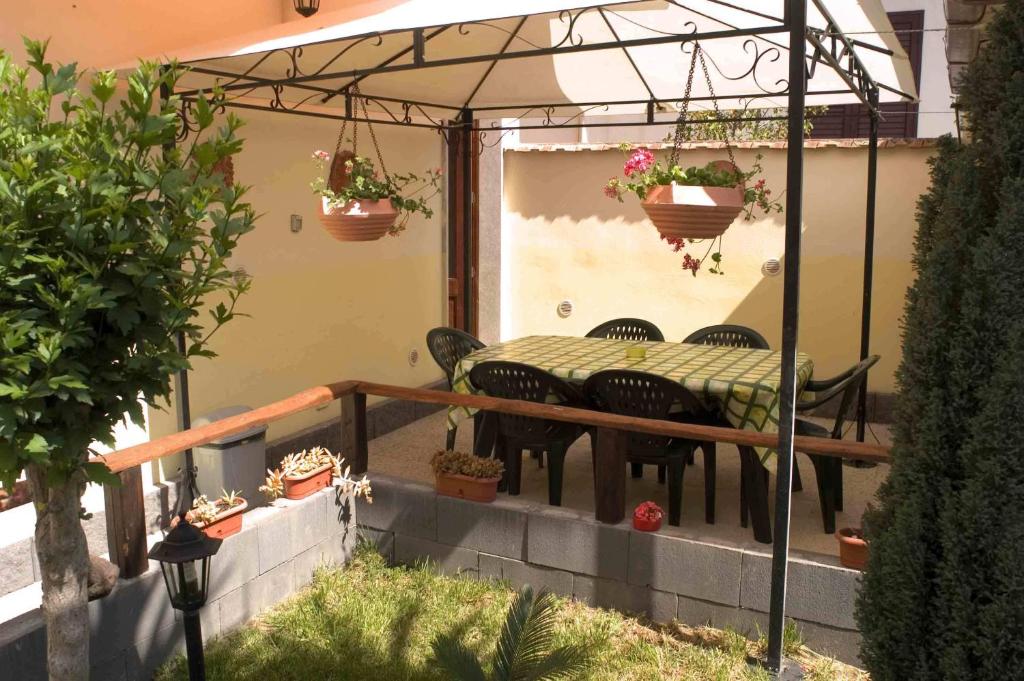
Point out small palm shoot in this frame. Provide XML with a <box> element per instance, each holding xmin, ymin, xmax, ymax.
<box><xmin>431</xmin><ymin>586</ymin><xmax>589</xmax><ymax>681</ymax></box>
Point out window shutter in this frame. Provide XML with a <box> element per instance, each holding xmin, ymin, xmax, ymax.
<box><xmin>809</xmin><ymin>11</ymin><xmax>923</xmax><ymax>139</ymax></box>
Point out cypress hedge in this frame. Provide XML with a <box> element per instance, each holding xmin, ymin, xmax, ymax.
<box><xmin>857</xmin><ymin>3</ymin><xmax>1024</xmax><ymax>679</ymax></box>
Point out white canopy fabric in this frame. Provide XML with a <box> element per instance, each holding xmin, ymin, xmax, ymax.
<box><xmin>151</xmin><ymin>0</ymin><xmax>917</xmax><ymax>124</ymax></box>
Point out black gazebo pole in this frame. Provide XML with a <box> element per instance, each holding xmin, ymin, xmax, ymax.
<box><xmin>856</xmin><ymin>87</ymin><xmax>880</xmax><ymax>443</ymax></box>
<box><xmin>766</xmin><ymin>0</ymin><xmax>806</xmax><ymax>674</ymax></box>
<box><xmin>160</xmin><ymin>73</ymin><xmax>199</xmax><ymax>513</ymax></box>
<box><xmin>460</xmin><ymin>108</ymin><xmax>475</xmax><ymax>334</ymax></box>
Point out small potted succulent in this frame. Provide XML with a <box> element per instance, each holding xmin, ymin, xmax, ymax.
<box><xmin>836</xmin><ymin>527</ymin><xmax>868</xmax><ymax>570</ymax></box>
<box><xmin>603</xmin><ymin>146</ymin><xmax>782</xmax><ymax>275</ymax></box>
<box><xmin>431</xmin><ymin>450</ymin><xmax>505</xmax><ymax>503</ymax></box>
<box><xmin>311</xmin><ymin>149</ymin><xmax>441</xmax><ymax>242</ymax></box>
<box><xmin>633</xmin><ymin>501</ymin><xmax>664</xmax><ymax>532</ymax></box>
<box><xmin>260</xmin><ymin>446</ymin><xmax>373</xmax><ymax>503</ymax></box>
<box><xmin>182</xmin><ymin>490</ymin><xmax>248</xmax><ymax>539</ymax></box>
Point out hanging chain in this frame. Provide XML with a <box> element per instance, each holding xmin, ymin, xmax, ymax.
<box><xmin>359</xmin><ymin>94</ymin><xmax>391</xmax><ymax>181</ymax></box>
<box><xmin>669</xmin><ymin>42</ymin><xmax>737</xmax><ymax>170</ymax></box>
<box><xmin>668</xmin><ymin>44</ymin><xmax>699</xmax><ymax>168</ymax></box>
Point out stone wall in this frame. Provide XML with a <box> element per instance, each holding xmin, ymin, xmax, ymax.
<box><xmin>360</xmin><ymin>474</ymin><xmax>864</xmax><ymax>666</ymax></box>
<box><xmin>0</xmin><ymin>485</ymin><xmax>358</xmax><ymax>680</ymax></box>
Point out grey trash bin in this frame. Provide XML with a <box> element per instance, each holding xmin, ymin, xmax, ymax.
<box><xmin>193</xmin><ymin>405</ymin><xmax>268</xmax><ymax>507</ymax></box>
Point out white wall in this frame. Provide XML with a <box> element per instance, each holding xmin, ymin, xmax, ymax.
<box><xmin>882</xmin><ymin>0</ymin><xmax>956</xmax><ymax>137</ymax></box>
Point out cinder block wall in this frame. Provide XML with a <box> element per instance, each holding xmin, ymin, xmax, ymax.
<box><xmin>0</xmin><ymin>486</ymin><xmax>359</xmax><ymax>680</ymax></box>
<box><xmin>360</xmin><ymin>474</ymin><xmax>864</xmax><ymax>666</ymax></box>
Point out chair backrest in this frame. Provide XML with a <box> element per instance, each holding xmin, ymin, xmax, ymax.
<box><xmin>586</xmin><ymin>318</ymin><xmax>665</xmax><ymax>342</ymax></box>
<box><xmin>426</xmin><ymin>327</ymin><xmax>485</xmax><ymax>389</ymax></box>
<box><xmin>468</xmin><ymin>361</ymin><xmax>580</xmax><ymax>441</ymax></box>
<box><xmin>800</xmin><ymin>355</ymin><xmax>881</xmax><ymax>439</ymax></box>
<box><xmin>583</xmin><ymin>370</ymin><xmax>705</xmax><ymax>454</ymax></box>
<box><xmin>683</xmin><ymin>324</ymin><xmax>769</xmax><ymax>350</ymax></box>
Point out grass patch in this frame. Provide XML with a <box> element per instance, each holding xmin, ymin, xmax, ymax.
<box><xmin>156</xmin><ymin>543</ymin><xmax>866</xmax><ymax>680</ymax></box>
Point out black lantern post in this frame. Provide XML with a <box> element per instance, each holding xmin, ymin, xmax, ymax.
<box><xmin>149</xmin><ymin>514</ymin><xmax>222</xmax><ymax>681</ymax></box>
<box><xmin>293</xmin><ymin>0</ymin><xmax>320</xmax><ymax>18</ymax></box>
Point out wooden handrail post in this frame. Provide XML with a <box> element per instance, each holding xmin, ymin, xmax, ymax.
<box><xmin>341</xmin><ymin>392</ymin><xmax>368</xmax><ymax>475</ymax></box>
<box><xmin>594</xmin><ymin>427</ymin><xmax>628</xmax><ymax>524</ymax></box>
<box><xmin>104</xmin><ymin>466</ymin><xmax>148</xmax><ymax>579</ymax></box>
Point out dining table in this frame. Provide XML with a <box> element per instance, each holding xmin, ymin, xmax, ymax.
<box><xmin>447</xmin><ymin>334</ymin><xmax>814</xmax><ymax>522</ymax></box>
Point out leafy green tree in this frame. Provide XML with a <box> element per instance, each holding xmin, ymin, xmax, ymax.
<box><xmin>857</xmin><ymin>3</ymin><xmax>1024</xmax><ymax>679</ymax></box>
<box><xmin>0</xmin><ymin>39</ymin><xmax>255</xmax><ymax>680</ymax></box>
<box><xmin>431</xmin><ymin>586</ymin><xmax>589</xmax><ymax>681</ymax></box>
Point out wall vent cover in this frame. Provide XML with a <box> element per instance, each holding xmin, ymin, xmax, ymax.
<box><xmin>556</xmin><ymin>300</ymin><xmax>574</xmax><ymax>318</ymax></box>
<box><xmin>761</xmin><ymin>258</ymin><xmax>782</xmax><ymax>277</ymax></box>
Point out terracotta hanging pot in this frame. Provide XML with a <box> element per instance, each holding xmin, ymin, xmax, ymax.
<box><xmin>318</xmin><ymin>197</ymin><xmax>399</xmax><ymax>242</ymax></box>
<box><xmin>641</xmin><ymin>160</ymin><xmax>745</xmax><ymax>240</ymax></box>
<box><xmin>316</xmin><ymin>149</ymin><xmax>398</xmax><ymax>241</ymax></box>
<box><xmin>212</xmin><ymin>155</ymin><xmax>235</xmax><ymax>186</ymax></box>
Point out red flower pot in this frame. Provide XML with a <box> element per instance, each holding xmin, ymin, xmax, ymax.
<box><xmin>197</xmin><ymin>500</ymin><xmax>248</xmax><ymax>540</ymax></box>
<box><xmin>640</xmin><ymin>161</ymin><xmax>745</xmax><ymax>240</ymax></box>
<box><xmin>836</xmin><ymin>527</ymin><xmax>868</xmax><ymax>570</ymax></box>
<box><xmin>318</xmin><ymin>197</ymin><xmax>398</xmax><ymax>242</ymax></box>
<box><xmin>633</xmin><ymin>501</ymin><xmax>664</xmax><ymax>532</ymax></box>
<box><xmin>284</xmin><ymin>464</ymin><xmax>333</xmax><ymax>500</ymax></box>
<box><xmin>435</xmin><ymin>474</ymin><xmax>501</xmax><ymax>503</ymax></box>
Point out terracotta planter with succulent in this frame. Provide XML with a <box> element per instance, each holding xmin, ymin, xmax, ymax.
<box><xmin>431</xmin><ymin>450</ymin><xmax>504</xmax><ymax>503</ymax></box>
<box><xmin>183</xmin><ymin>490</ymin><xmax>248</xmax><ymax>539</ymax></box>
<box><xmin>836</xmin><ymin>527</ymin><xmax>868</xmax><ymax>570</ymax></box>
<box><xmin>260</xmin><ymin>446</ymin><xmax>373</xmax><ymax>504</ymax></box>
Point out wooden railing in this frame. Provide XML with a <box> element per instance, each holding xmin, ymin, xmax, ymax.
<box><xmin>99</xmin><ymin>380</ymin><xmax>890</xmax><ymax>578</ymax></box>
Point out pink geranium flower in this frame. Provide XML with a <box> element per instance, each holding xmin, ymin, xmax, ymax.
<box><xmin>623</xmin><ymin>147</ymin><xmax>655</xmax><ymax>176</ymax></box>
<box><xmin>312</xmin><ymin>150</ymin><xmax>330</xmax><ymax>161</ymax></box>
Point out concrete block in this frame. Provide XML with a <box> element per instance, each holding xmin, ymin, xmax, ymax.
<box><xmin>676</xmin><ymin>595</ymin><xmax>767</xmax><ymax>637</ymax></box>
<box><xmin>321</xmin><ymin>528</ymin><xmax>358</xmax><ymax>569</ymax></box>
<box><xmin>479</xmin><ymin>555</ymin><xmax>573</xmax><ymax>596</ymax></box>
<box><xmin>436</xmin><ymin>495</ymin><xmax>528</xmax><ymax>560</ymax></box>
<box><xmin>294</xmin><ymin>543</ymin><xmax>328</xmax><ymax>586</ymax></box>
<box><xmin>0</xmin><ymin>537</ymin><xmax>35</xmax><ymax>596</ymax></box>
<box><xmin>89</xmin><ymin>568</ymin><xmax>175</xmax><ymax>652</ymax></box>
<box><xmin>792</xmin><ymin>618</ymin><xmax>864</xmax><ymax>667</ymax></box>
<box><xmin>253</xmin><ymin>492</ymin><xmax>331</xmax><ymax>575</ymax></box>
<box><xmin>359</xmin><ymin>527</ymin><xmax>395</xmax><ymax>564</ymax></box>
<box><xmin>358</xmin><ymin>474</ymin><xmax>437</xmax><ymax>540</ymax></box>
<box><xmin>125</xmin><ymin>622</ymin><xmax>184</xmax><ymax>681</ymax></box>
<box><xmin>208</xmin><ymin>523</ymin><xmax>260</xmax><ymax>601</ymax></box>
<box><xmin>739</xmin><ymin>550</ymin><xmax>860</xmax><ymax>630</ymax></box>
<box><xmin>573</xmin><ymin>575</ymin><xmax>676</xmax><ymax>623</ymax></box>
<box><xmin>527</xmin><ymin>507</ymin><xmax>629</xmax><ymax>580</ymax></box>
<box><xmin>90</xmin><ymin>653</ymin><xmax>129</xmax><ymax>681</ymax></box>
<box><xmin>394</xmin><ymin>534</ymin><xmax>479</xmax><ymax>577</ymax></box>
<box><xmin>0</xmin><ymin>610</ymin><xmax>46</xmax><ymax>680</ymax></box>
<box><xmin>218</xmin><ymin>559</ymin><xmax>294</xmax><ymax>634</ymax></box>
<box><xmin>628</xmin><ymin>530</ymin><xmax>743</xmax><ymax>606</ymax></box>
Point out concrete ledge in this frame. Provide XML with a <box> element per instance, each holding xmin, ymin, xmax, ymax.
<box><xmin>436</xmin><ymin>495</ymin><xmax>528</xmax><ymax>560</ymax></box>
<box><xmin>0</xmin><ymin>485</ymin><xmax>360</xmax><ymax>681</ymax></box>
<box><xmin>528</xmin><ymin>505</ymin><xmax>630</xmax><ymax>580</ymax></box>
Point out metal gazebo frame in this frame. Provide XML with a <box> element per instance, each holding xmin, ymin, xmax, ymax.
<box><xmin>163</xmin><ymin>0</ymin><xmax>913</xmax><ymax>673</ymax></box>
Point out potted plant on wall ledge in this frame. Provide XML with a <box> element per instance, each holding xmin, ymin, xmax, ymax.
<box><xmin>260</xmin><ymin>446</ymin><xmax>372</xmax><ymax>502</ymax></box>
<box><xmin>431</xmin><ymin>450</ymin><xmax>505</xmax><ymax>503</ymax></box>
<box><xmin>178</xmin><ymin>490</ymin><xmax>247</xmax><ymax>539</ymax></box>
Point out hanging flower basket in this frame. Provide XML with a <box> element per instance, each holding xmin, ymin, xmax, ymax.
<box><xmin>641</xmin><ymin>161</ymin><xmax>745</xmax><ymax>240</ymax></box>
<box><xmin>310</xmin><ymin>88</ymin><xmax>441</xmax><ymax>242</ymax></box>
<box><xmin>318</xmin><ymin>197</ymin><xmax>399</xmax><ymax>242</ymax></box>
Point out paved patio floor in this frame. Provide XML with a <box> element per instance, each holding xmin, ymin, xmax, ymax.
<box><xmin>368</xmin><ymin>411</ymin><xmax>891</xmax><ymax>557</ymax></box>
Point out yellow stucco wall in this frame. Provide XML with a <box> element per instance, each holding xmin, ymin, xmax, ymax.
<box><xmin>502</xmin><ymin>143</ymin><xmax>933</xmax><ymax>393</ymax></box>
<box><xmin>147</xmin><ymin>109</ymin><xmax>447</xmax><ymax>478</ymax></box>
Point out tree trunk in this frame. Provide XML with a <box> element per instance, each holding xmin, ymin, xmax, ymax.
<box><xmin>27</xmin><ymin>464</ymin><xmax>90</xmax><ymax>681</ymax></box>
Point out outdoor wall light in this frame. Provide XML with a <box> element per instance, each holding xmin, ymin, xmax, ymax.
<box><xmin>293</xmin><ymin>0</ymin><xmax>320</xmax><ymax>18</ymax></box>
<box><xmin>149</xmin><ymin>513</ymin><xmax>222</xmax><ymax>681</ymax></box>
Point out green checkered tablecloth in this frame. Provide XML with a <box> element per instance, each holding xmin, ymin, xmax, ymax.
<box><xmin>448</xmin><ymin>335</ymin><xmax>814</xmax><ymax>466</ymax></box>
